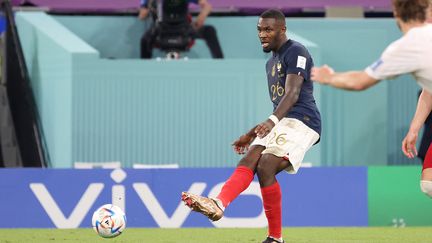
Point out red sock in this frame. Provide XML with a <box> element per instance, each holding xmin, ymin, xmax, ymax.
<box><xmin>423</xmin><ymin>143</ymin><xmax>432</xmax><ymax>171</ymax></box>
<box><xmin>216</xmin><ymin>166</ymin><xmax>254</xmax><ymax>208</ymax></box>
<box><xmin>261</xmin><ymin>181</ymin><xmax>282</xmax><ymax>239</ymax></box>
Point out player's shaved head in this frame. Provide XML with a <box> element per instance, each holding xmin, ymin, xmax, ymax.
<box><xmin>257</xmin><ymin>9</ymin><xmax>288</xmax><ymax>53</ymax></box>
<box><xmin>260</xmin><ymin>9</ymin><xmax>286</xmax><ymax>26</ymax></box>
<box><xmin>393</xmin><ymin>0</ymin><xmax>429</xmax><ymax>22</ymax></box>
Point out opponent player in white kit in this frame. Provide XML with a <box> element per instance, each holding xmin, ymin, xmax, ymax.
<box><xmin>312</xmin><ymin>0</ymin><xmax>432</xmax><ymax>198</ymax></box>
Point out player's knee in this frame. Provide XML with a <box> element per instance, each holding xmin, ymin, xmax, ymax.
<box><xmin>420</xmin><ymin>180</ymin><xmax>432</xmax><ymax>197</ymax></box>
<box><xmin>201</xmin><ymin>25</ymin><xmax>216</xmax><ymax>37</ymax></box>
<box><xmin>256</xmin><ymin>161</ymin><xmax>266</xmax><ymax>175</ymax></box>
<box><xmin>237</xmin><ymin>157</ymin><xmax>257</xmax><ymax>171</ymax></box>
<box><xmin>256</xmin><ymin>161</ymin><xmax>273</xmax><ymax>184</ymax></box>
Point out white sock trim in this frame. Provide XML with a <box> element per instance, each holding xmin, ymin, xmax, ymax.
<box><xmin>212</xmin><ymin>198</ymin><xmax>225</xmax><ymax>211</ymax></box>
<box><xmin>420</xmin><ymin>180</ymin><xmax>432</xmax><ymax>197</ymax></box>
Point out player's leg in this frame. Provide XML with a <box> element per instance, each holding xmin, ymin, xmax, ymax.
<box><xmin>181</xmin><ymin>145</ymin><xmax>264</xmax><ymax>221</ymax></box>
<box><xmin>257</xmin><ymin>154</ymin><xmax>291</xmax><ymax>187</ymax></box>
<box><xmin>196</xmin><ymin>25</ymin><xmax>224</xmax><ymax>59</ymax></box>
<box><xmin>256</xmin><ymin>118</ymin><xmax>319</xmax><ymax>243</ymax></box>
<box><xmin>215</xmin><ymin>145</ymin><xmax>264</xmax><ymax>207</ymax></box>
<box><xmin>420</xmin><ymin>143</ymin><xmax>432</xmax><ymax>197</ymax></box>
<box><xmin>257</xmin><ymin>154</ymin><xmax>290</xmax><ymax>243</ymax></box>
<box><xmin>140</xmin><ymin>27</ymin><xmax>156</xmax><ymax>59</ymax></box>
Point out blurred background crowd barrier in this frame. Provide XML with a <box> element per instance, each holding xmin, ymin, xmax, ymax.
<box><xmin>14</xmin><ymin>11</ymin><xmax>419</xmax><ymax>168</ymax></box>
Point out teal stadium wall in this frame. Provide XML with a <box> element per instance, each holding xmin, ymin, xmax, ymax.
<box><xmin>16</xmin><ymin>12</ymin><xmax>420</xmax><ymax>168</ymax></box>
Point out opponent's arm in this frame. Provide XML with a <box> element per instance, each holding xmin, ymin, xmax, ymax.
<box><xmin>402</xmin><ymin>89</ymin><xmax>432</xmax><ymax>158</ymax></box>
<box><xmin>255</xmin><ymin>74</ymin><xmax>303</xmax><ymax>138</ymax></box>
<box><xmin>311</xmin><ymin>65</ymin><xmax>379</xmax><ymax>91</ymax></box>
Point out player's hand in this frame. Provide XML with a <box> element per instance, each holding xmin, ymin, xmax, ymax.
<box><xmin>311</xmin><ymin>65</ymin><xmax>334</xmax><ymax>85</ymax></box>
<box><xmin>138</xmin><ymin>7</ymin><xmax>150</xmax><ymax>20</ymax></box>
<box><xmin>255</xmin><ymin>119</ymin><xmax>275</xmax><ymax>138</ymax></box>
<box><xmin>402</xmin><ymin>131</ymin><xmax>418</xmax><ymax>159</ymax></box>
<box><xmin>232</xmin><ymin>134</ymin><xmax>255</xmax><ymax>154</ymax></box>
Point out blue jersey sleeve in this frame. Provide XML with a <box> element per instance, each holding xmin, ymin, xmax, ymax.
<box><xmin>283</xmin><ymin>45</ymin><xmax>312</xmax><ymax>81</ymax></box>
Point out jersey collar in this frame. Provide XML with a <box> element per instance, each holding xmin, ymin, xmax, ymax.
<box><xmin>274</xmin><ymin>39</ymin><xmax>292</xmax><ymax>56</ymax></box>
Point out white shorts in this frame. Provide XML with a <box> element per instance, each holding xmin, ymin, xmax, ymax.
<box><xmin>250</xmin><ymin>118</ymin><xmax>320</xmax><ymax>174</ymax></box>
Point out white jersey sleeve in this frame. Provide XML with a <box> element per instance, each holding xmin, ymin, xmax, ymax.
<box><xmin>365</xmin><ymin>36</ymin><xmax>421</xmax><ymax>81</ymax></box>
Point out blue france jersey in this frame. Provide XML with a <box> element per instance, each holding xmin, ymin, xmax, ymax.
<box><xmin>266</xmin><ymin>39</ymin><xmax>321</xmax><ymax>135</ymax></box>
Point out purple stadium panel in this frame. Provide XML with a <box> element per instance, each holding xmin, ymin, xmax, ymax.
<box><xmin>14</xmin><ymin>0</ymin><xmax>392</xmax><ymax>14</ymax></box>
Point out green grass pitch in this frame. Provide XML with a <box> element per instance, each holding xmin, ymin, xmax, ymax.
<box><xmin>1</xmin><ymin>227</ymin><xmax>432</xmax><ymax>243</ymax></box>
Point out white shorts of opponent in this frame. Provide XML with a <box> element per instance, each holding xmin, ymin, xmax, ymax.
<box><xmin>250</xmin><ymin>118</ymin><xmax>320</xmax><ymax>174</ymax></box>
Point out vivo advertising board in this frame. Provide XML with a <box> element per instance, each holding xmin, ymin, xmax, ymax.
<box><xmin>0</xmin><ymin>168</ymin><xmax>367</xmax><ymax>228</ymax></box>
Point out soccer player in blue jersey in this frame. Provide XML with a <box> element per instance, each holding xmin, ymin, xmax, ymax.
<box><xmin>182</xmin><ymin>9</ymin><xmax>321</xmax><ymax>243</ymax></box>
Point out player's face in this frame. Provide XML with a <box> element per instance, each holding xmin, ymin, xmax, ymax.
<box><xmin>257</xmin><ymin>17</ymin><xmax>286</xmax><ymax>53</ymax></box>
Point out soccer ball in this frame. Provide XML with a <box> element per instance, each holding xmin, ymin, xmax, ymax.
<box><xmin>92</xmin><ymin>204</ymin><xmax>126</xmax><ymax>238</ymax></box>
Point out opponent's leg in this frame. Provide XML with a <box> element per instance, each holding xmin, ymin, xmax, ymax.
<box><xmin>257</xmin><ymin>154</ymin><xmax>290</xmax><ymax>243</ymax></box>
<box><xmin>181</xmin><ymin>146</ymin><xmax>264</xmax><ymax>221</ymax></box>
<box><xmin>421</xmin><ymin>143</ymin><xmax>432</xmax><ymax>197</ymax></box>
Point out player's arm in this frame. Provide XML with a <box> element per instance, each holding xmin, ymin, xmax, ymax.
<box><xmin>194</xmin><ymin>0</ymin><xmax>212</xmax><ymax>29</ymax></box>
<box><xmin>313</xmin><ymin>38</ymin><xmax>417</xmax><ymax>91</ymax></box>
<box><xmin>138</xmin><ymin>0</ymin><xmax>150</xmax><ymax>19</ymax></box>
<box><xmin>402</xmin><ymin>89</ymin><xmax>432</xmax><ymax>158</ymax></box>
<box><xmin>255</xmin><ymin>74</ymin><xmax>303</xmax><ymax>138</ymax></box>
<box><xmin>273</xmin><ymin>74</ymin><xmax>303</xmax><ymax>119</ymax></box>
<box><xmin>311</xmin><ymin>65</ymin><xmax>379</xmax><ymax>91</ymax></box>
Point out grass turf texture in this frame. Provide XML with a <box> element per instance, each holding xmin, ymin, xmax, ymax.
<box><xmin>0</xmin><ymin>227</ymin><xmax>431</xmax><ymax>242</ymax></box>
